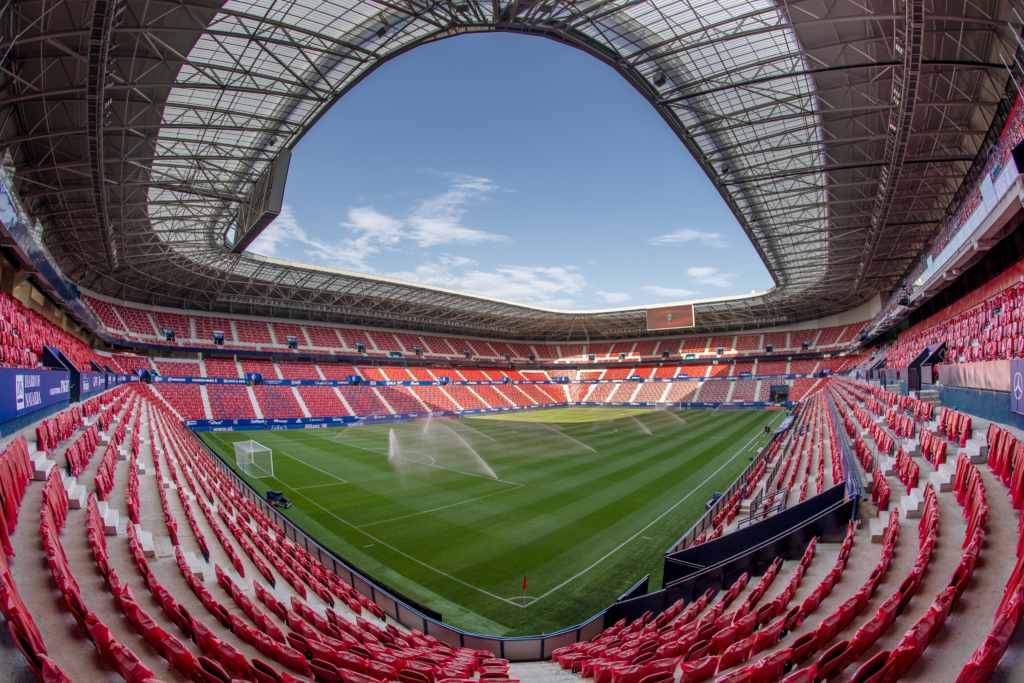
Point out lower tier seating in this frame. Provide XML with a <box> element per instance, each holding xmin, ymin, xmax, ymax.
<box><xmin>153</xmin><ymin>384</ymin><xmax>207</xmax><ymax>420</ymax></box>
<box><xmin>207</xmin><ymin>385</ymin><xmax>257</xmax><ymax>419</ymax></box>
<box><xmin>297</xmin><ymin>386</ymin><xmax>351</xmax><ymax>417</ymax></box>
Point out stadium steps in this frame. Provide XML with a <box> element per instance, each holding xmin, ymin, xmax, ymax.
<box><xmin>332</xmin><ymin>386</ymin><xmax>355</xmax><ymax>414</ymax></box>
<box><xmin>371</xmin><ymin>386</ymin><xmax>395</xmax><ymax>413</ymax></box>
<box><xmin>462</xmin><ymin>385</ymin><xmax>493</xmax><ymax>409</ymax></box>
<box><xmin>199</xmin><ymin>384</ymin><xmax>213</xmax><ymax>419</ymax></box>
<box><xmin>291</xmin><ymin>386</ymin><xmax>312</xmax><ymax>417</ymax></box>
<box><xmin>245</xmin><ymin>385</ymin><xmax>264</xmax><ymax>419</ymax></box>
<box><xmin>439</xmin><ymin>386</ymin><xmax>463</xmax><ymax>410</ymax></box>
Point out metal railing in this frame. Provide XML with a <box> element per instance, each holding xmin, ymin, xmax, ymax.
<box><xmin>735</xmin><ymin>487</ymin><xmax>788</xmax><ymax>529</ymax></box>
<box><xmin>825</xmin><ymin>389</ymin><xmax>867</xmax><ymax>503</ymax></box>
<box><xmin>189</xmin><ymin>432</ymin><xmax>607</xmax><ymax>661</ymax></box>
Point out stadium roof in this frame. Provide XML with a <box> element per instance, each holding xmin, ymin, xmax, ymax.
<box><xmin>0</xmin><ymin>0</ymin><xmax>1018</xmax><ymax>340</ymax></box>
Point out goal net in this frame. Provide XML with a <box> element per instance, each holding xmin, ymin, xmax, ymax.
<box><xmin>234</xmin><ymin>440</ymin><xmax>273</xmax><ymax>478</ymax></box>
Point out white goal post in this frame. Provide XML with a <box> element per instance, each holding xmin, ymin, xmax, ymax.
<box><xmin>234</xmin><ymin>440</ymin><xmax>273</xmax><ymax>478</ymax></box>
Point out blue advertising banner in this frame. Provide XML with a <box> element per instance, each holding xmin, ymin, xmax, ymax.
<box><xmin>156</xmin><ymin>372</ymin><xmax>823</xmax><ymax>388</ymax></box>
<box><xmin>79</xmin><ymin>372</ymin><xmax>107</xmax><ymax>400</ymax></box>
<box><xmin>0</xmin><ymin>367</ymin><xmax>71</xmax><ymax>424</ymax></box>
<box><xmin>1012</xmin><ymin>359</ymin><xmax>1024</xmax><ymax>416</ymax></box>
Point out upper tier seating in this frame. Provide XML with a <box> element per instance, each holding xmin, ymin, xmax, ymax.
<box><xmin>204</xmin><ymin>358</ymin><xmax>240</xmax><ymax>378</ymax></box>
<box><xmin>155</xmin><ymin>360</ymin><xmax>202</xmax><ymax>377</ymax></box>
<box><xmin>319</xmin><ymin>363</ymin><xmax>360</xmax><ymax>380</ymax></box>
<box><xmin>305</xmin><ymin>324</ymin><xmax>344</xmax><ymax>349</ymax></box>
<box><xmin>381</xmin><ymin>367</ymin><xmax>414</xmax><ymax>381</ymax></box>
<box><xmin>240</xmin><ymin>359</ymin><xmax>280</xmax><ymax>379</ymax></box>
<box><xmin>235</xmin><ymin>319</ymin><xmax>273</xmax><ymax>345</ymax></box>
<box><xmin>790</xmin><ymin>359</ymin><xmax>818</xmax><ymax>374</ymax></box>
<box><xmin>272</xmin><ymin>322</ymin><xmax>306</xmax><ymax>348</ymax></box>
<box><xmin>151</xmin><ymin>309</ymin><xmax>192</xmax><ymax>339</ymax></box>
<box><xmin>756</xmin><ymin>360</ymin><xmax>788</xmax><ymax>375</ymax></box>
<box><xmin>193</xmin><ymin>315</ymin><xmax>237</xmax><ymax>344</ymax></box>
<box><xmin>708</xmin><ymin>364</ymin><xmax>730</xmax><ymax>378</ymax></box>
<box><xmin>277</xmin><ymin>361</ymin><xmax>321</xmax><ymax>380</ymax></box>
<box><xmin>114</xmin><ymin>354</ymin><xmax>155</xmax><ymax>373</ymax></box>
<box><xmin>732</xmin><ymin>361</ymin><xmax>754</xmax><ymax>376</ymax></box>
<box><xmin>736</xmin><ymin>333</ymin><xmax>762</xmax><ymax>351</ymax></box>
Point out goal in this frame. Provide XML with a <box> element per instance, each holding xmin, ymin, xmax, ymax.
<box><xmin>234</xmin><ymin>440</ymin><xmax>273</xmax><ymax>478</ymax></box>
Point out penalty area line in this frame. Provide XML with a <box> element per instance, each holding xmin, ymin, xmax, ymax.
<box><xmin>357</xmin><ymin>484</ymin><xmax>524</xmax><ymax>528</ymax></box>
<box><xmin>274</xmin><ymin>449</ymin><xmax>348</xmax><ymax>484</ymax></box>
<box><xmin>286</xmin><ymin>488</ymin><xmax>529</xmax><ymax>608</ymax></box>
<box><xmin>525</xmin><ymin>429</ymin><xmax>767</xmax><ymax>607</ymax></box>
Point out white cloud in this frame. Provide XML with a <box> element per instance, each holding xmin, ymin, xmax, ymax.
<box><xmin>389</xmin><ymin>257</ymin><xmax>586</xmax><ymax>308</ymax></box>
<box><xmin>248</xmin><ymin>205</ymin><xmax>305</xmax><ymax>258</ymax></box>
<box><xmin>406</xmin><ymin>174</ymin><xmax>509</xmax><ymax>247</ymax></box>
<box><xmin>648</xmin><ymin>229</ymin><xmax>726</xmax><ymax>248</ymax></box>
<box><xmin>597</xmin><ymin>291</ymin><xmax>632</xmax><ymax>304</ymax></box>
<box><xmin>247</xmin><ymin>174</ymin><xmax>508</xmax><ymax>273</ymax></box>
<box><xmin>641</xmin><ymin>285</ymin><xmax>698</xmax><ymax>299</ymax></box>
<box><xmin>688</xmin><ymin>267</ymin><xmax>735</xmax><ymax>288</ymax></box>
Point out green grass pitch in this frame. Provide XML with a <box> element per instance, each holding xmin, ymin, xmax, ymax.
<box><xmin>199</xmin><ymin>407</ymin><xmax>783</xmax><ymax>636</ymax></box>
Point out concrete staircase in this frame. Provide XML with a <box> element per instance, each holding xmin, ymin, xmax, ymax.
<box><xmin>917</xmin><ymin>389</ymin><xmax>942</xmax><ymax>407</ymax></box>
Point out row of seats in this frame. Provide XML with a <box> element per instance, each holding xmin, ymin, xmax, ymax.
<box><xmin>829</xmin><ymin>378</ymin><xmax>993</xmax><ymax>682</ymax></box>
<box><xmin>82</xmin><ymin>295</ymin><xmax>862</xmax><ymax>361</ymax></box>
<box><xmin>150</xmin><ymin>373</ymin><xmax>840</xmax><ymax>421</ymax></box>
<box><xmin>871</xmin><ymin>282</ymin><xmax>1024</xmax><ymax>369</ymax></box>
<box><xmin>0</xmin><ymin>288</ymin><xmax>109</xmax><ymax>371</ymax></box>
<box><xmin>118</xmin><ymin>358</ymin><xmax>845</xmax><ymax>382</ymax></box>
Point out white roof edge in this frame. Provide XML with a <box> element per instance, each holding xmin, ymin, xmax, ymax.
<box><xmin>247</xmin><ymin>253</ymin><xmax>776</xmax><ymax>314</ymax></box>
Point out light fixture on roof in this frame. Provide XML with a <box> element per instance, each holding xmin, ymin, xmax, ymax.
<box><xmin>720</xmin><ymin>164</ymin><xmax>729</xmax><ymax>175</ymax></box>
<box><xmin>653</xmin><ymin>70</ymin><xmax>667</xmax><ymax>88</ymax></box>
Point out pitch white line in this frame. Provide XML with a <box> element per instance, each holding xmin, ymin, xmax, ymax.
<box><xmin>324</xmin><ymin>435</ymin><xmax>520</xmax><ymax>485</ymax></box>
<box><xmin>275</xmin><ymin>448</ymin><xmax>349</xmax><ymax>484</ymax></box>
<box><xmin>519</xmin><ymin>428</ymin><xmax>770</xmax><ymax>606</ymax></box>
<box><xmin>358</xmin><ymin>484</ymin><xmax>523</xmax><ymax>528</ymax></box>
<box><xmin>286</xmin><ymin>488</ymin><xmax>527</xmax><ymax>607</ymax></box>
<box><xmin>294</xmin><ymin>482</ymin><xmax>348</xmax><ymax>490</ymax></box>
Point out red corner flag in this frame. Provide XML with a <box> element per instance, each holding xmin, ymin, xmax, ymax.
<box><xmin>522</xmin><ymin>576</ymin><xmax>527</xmax><ymax>592</ymax></box>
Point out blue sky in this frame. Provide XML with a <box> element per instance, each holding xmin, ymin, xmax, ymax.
<box><xmin>249</xmin><ymin>33</ymin><xmax>774</xmax><ymax>310</ymax></box>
